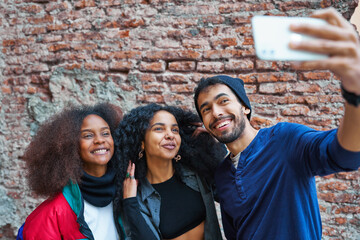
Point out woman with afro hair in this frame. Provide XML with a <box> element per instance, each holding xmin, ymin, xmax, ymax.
<box><xmin>17</xmin><ymin>103</ymin><xmax>128</xmax><ymax>240</ymax></box>
<box><xmin>114</xmin><ymin>103</ymin><xmax>227</xmax><ymax>240</ymax></box>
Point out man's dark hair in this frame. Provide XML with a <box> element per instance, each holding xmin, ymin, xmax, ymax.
<box><xmin>194</xmin><ymin>75</ymin><xmax>252</xmax><ymax>120</ymax></box>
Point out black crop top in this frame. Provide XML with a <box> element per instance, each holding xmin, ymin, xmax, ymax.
<box><xmin>152</xmin><ymin>175</ymin><xmax>206</xmax><ymax>239</ymax></box>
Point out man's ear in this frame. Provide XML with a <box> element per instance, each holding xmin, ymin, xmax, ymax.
<box><xmin>243</xmin><ymin>107</ymin><xmax>250</xmax><ymax>115</ymax></box>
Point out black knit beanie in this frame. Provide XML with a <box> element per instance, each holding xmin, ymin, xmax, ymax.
<box><xmin>194</xmin><ymin>75</ymin><xmax>252</xmax><ymax>120</ymax></box>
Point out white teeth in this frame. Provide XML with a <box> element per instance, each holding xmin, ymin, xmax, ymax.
<box><xmin>216</xmin><ymin>121</ymin><xmax>230</xmax><ymax>129</ymax></box>
<box><xmin>93</xmin><ymin>149</ymin><xmax>107</xmax><ymax>154</ymax></box>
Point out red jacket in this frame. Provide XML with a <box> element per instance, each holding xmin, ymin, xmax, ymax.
<box><xmin>22</xmin><ymin>193</ymin><xmax>87</xmax><ymax>240</ymax></box>
<box><xmin>17</xmin><ymin>183</ymin><xmax>125</xmax><ymax>240</ymax></box>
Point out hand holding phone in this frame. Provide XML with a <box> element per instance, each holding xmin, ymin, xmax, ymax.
<box><xmin>252</xmin><ymin>16</ymin><xmax>329</xmax><ymax>61</ymax></box>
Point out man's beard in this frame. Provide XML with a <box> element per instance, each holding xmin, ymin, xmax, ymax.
<box><xmin>210</xmin><ymin>113</ymin><xmax>246</xmax><ymax>144</ymax></box>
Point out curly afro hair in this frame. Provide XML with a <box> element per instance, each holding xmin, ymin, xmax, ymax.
<box><xmin>23</xmin><ymin>102</ymin><xmax>123</xmax><ymax>197</ymax></box>
<box><xmin>113</xmin><ymin>103</ymin><xmax>226</xmax><ymax>209</ymax></box>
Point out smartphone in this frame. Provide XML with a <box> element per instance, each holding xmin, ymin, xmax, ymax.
<box><xmin>251</xmin><ymin>16</ymin><xmax>328</xmax><ymax>61</ymax></box>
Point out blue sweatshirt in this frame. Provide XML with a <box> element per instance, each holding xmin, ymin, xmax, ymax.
<box><xmin>215</xmin><ymin>122</ymin><xmax>360</xmax><ymax>240</ymax></box>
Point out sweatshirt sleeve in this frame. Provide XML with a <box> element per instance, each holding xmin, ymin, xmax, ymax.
<box><xmin>122</xmin><ymin>197</ymin><xmax>157</xmax><ymax>240</ymax></box>
<box><xmin>281</xmin><ymin>123</ymin><xmax>360</xmax><ymax>177</ymax></box>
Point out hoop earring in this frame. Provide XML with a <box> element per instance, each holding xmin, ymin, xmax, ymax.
<box><xmin>174</xmin><ymin>154</ymin><xmax>181</xmax><ymax>162</ymax></box>
<box><xmin>138</xmin><ymin>149</ymin><xmax>144</xmax><ymax>159</ymax></box>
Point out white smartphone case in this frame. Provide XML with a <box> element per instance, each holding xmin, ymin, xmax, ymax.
<box><xmin>251</xmin><ymin>16</ymin><xmax>328</xmax><ymax>61</ymax></box>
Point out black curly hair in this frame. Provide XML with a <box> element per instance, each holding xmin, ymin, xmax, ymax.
<box><xmin>113</xmin><ymin>103</ymin><xmax>226</xmax><ymax>210</ymax></box>
<box><xmin>23</xmin><ymin>102</ymin><xmax>123</xmax><ymax>197</ymax></box>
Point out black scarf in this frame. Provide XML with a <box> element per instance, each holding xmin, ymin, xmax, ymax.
<box><xmin>80</xmin><ymin>169</ymin><xmax>116</xmax><ymax>207</ymax></box>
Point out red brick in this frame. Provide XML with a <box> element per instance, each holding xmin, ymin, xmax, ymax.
<box><xmin>75</xmin><ymin>0</ymin><xmax>96</xmax><ymax>9</ymax></box>
<box><xmin>142</xmin><ymin>83</ymin><xmax>166</xmax><ymax>92</ymax></box>
<box><xmin>182</xmin><ymin>39</ymin><xmax>210</xmax><ymax>49</ymax></box>
<box><xmin>13</xmin><ymin>86</ymin><xmax>25</xmax><ymax>93</ymax></box>
<box><xmin>171</xmin><ymin>84</ymin><xmax>195</xmax><ymax>93</ymax></box>
<box><xmin>335</xmin><ymin>171</ymin><xmax>360</xmax><ymax>180</ymax></box>
<box><xmin>201</xmin><ymin>15</ymin><xmax>225</xmax><ymax>24</ymax></box>
<box><xmin>317</xmin><ymin>181</ymin><xmax>350</xmax><ymax>191</ymax></box>
<box><xmin>163</xmin><ymin>93</ymin><xmax>186</xmax><ymax>104</ymax></box>
<box><xmin>277</xmin><ymin>2</ymin><xmax>311</xmax><ymax>11</ymax></box>
<box><xmin>98</xmin><ymin>0</ymin><xmax>122</xmax><ymax>7</ymax></box>
<box><xmin>256</xmin><ymin>60</ymin><xmax>288</xmax><ymax>71</ymax></box>
<box><xmin>131</xmin><ymin>73</ymin><xmax>157</xmax><ymax>83</ymax></box>
<box><xmin>157</xmin><ymin>74</ymin><xmax>188</xmax><ymax>83</ymax></box>
<box><xmin>71</xmin><ymin>20</ymin><xmax>92</xmax><ymax>30</ymax></box>
<box><xmin>155</xmin><ymin>39</ymin><xmax>181</xmax><ymax>49</ymax></box>
<box><xmin>144</xmin><ymin>50</ymin><xmax>201</xmax><ymax>61</ymax></box>
<box><xmin>122</xmin><ymin>18</ymin><xmax>145</xmax><ymax>28</ymax></box>
<box><xmin>2</xmin><ymin>38</ymin><xmax>28</xmax><ymax>47</ymax></box>
<box><xmin>84</xmin><ymin>61</ymin><xmax>108</xmax><ymax>71</ymax></box>
<box><xmin>27</xmin><ymin>15</ymin><xmax>54</xmax><ymax>24</ymax></box>
<box><xmin>237</xmin><ymin>73</ymin><xmax>257</xmax><ymax>84</ymax></box>
<box><xmin>318</xmin><ymin>193</ymin><xmax>358</xmax><ymax>203</ymax></box>
<box><xmin>139</xmin><ymin>61</ymin><xmax>166</xmax><ymax>73</ymax></box>
<box><xmin>167</xmin><ymin>29</ymin><xmax>193</xmax><ymax>39</ymax></box>
<box><xmin>172</xmin><ymin>5</ymin><xmax>216</xmax><ymax>15</ymax></box>
<box><xmin>230</xmin><ymin>16</ymin><xmax>251</xmax><ymax>25</ymax></box>
<box><xmin>45</xmin><ymin>2</ymin><xmax>69</xmax><ymax>12</ymax></box>
<box><xmin>102</xmin><ymin>20</ymin><xmax>121</xmax><ymax>28</ymax></box>
<box><xmin>31</xmin><ymin>74</ymin><xmax>50</xmax><ymax>84</ymax></box>
<box><xmin>290</xmin><ymin>83</ymin><xmax>321</xmax><ymax>94</ymax></box>
<box><xmin>203</xmin><ymin>49</ymin><xmax>255</xmax><ymax>59</ymax></box>
<box><xmin>334</xmin><ymin>217</ymin><xmax>347</xmax><ymax>225</ymax></box>
<box><xmin>242</xmin><ymin>36</ymin><xmax>254</xmax><ymax>46</ymax></box>
<box><xmin>250</xmin><ymin>117</ymin><xmax>273</xmax><ymax>128</ymax></box>
<box><xmin>258</xmin><ymin>72</ymin><xmax>297</xmax><ymax>83</ymax></box>
<box><xmin>322</xmin><ymin>226</ymin><xmax>337</xmax><ymax>237</ymax></box>
<box><xmin>25</xmin><ymin>64</ymin><xmax>49</xmax><ymax>74</ymax></box>
<box><xmin>48</xmin><ymin>43</ymin><xmax>70</xmax><ymax>52</ymax></box>
<box><xmin>23</xmin><ymin>27</ymin><xmax>46</xmax><ymax>35</ymax></box>
<box><xmin>259</xmin><ymin>83</ymin><xmax>288</xmax><ymax>94</ymax></box>
<box><xmin>64</xmin><ymin>63</ymin><xmax>82</xmax><ymax>70</ymax></box>
<box><xmin>2</xmin><ymin>86</ymin><xmax>12</xmax><ymax>94</ymax></box>
<box><xmin>171</xmin><ymin>18</ymin><xmax>197</xmax><ymax>28</ymax></box>
<box><xmin>27</xmin><ymin>87</ymin><xmax>37</xmax><ymax>94</ymax></box>
<box><xmin>71</xmin><ymin>43</ymin><xmax>97</xmax><ymax>51</ymax></box>
<box><xmin>20</xmin><ymin>4</ymin><xmax>43</xmax><ymax>13</ymax></box>
<box><xmin>109</xmin><ymin>61</ymin><xmax>134</xmax><ymax>72</ymax></box>
<box><xmin>299</xmin><ymin>71</ymin><xmax>332</xmax><ymax>81</ymax></box>
<box><xmin>119</xmin><ymin>83</ymin><xmax>135</xmax><ymax>92</ymax></box>
<box><xmin>137</xmin><ymin>94</ymin><xmax>164</xmax><ymax>103</ymax></box>
<box><xmin>211</xmin><ymin>38</ymin><xmax>237</xmax><ymax>48</ymax></box>
<box><xmin>334</xmin><ymin>206</ymin><xmax>360</xmax><ymax>214</ymax></box>
<box><xmin>197</xmin><ymin>62</ymin><xmax>224</xmax><ymax>73</ymax></box>
<box><xmin>225</xmin><ymin>59</ymin><xmax>254</xmax><ymax>71</ymax></box>
<box><xmin>92</xmin><ymin>52</ymin><xmax>111</xmax><ymax>60</ymax></box>
<box><xmin>281</xmin><ymin>106</ymin><xmax>310</xmax><ymax>116</ymax></box>
<box><xmin>168</xmin><ymin>61</ymin><xmax>196</xmax><ymax>72</ymax></box>
<box><xmin>113</xmin><ymin>51</ymin><xmax>142</xmax><ymax>60</ymax></box>
<box><xmin>42</xmin><ymin>35</ymin><xmax>62</xmax><ymax>43</ymax></box>
<box><xmin>219</xmin><ymin>3</ymin><xmax>274</xmax><ymax>14</ymax></box>
<box><xmin>47</xmin><ymin>24</ymin><xmax>69</xmax><ymax>31</ymax></box>
<box><xmin>62</xmin><ymin>33</ymin><xmax>84</xmax><ymax>42</ymax></box>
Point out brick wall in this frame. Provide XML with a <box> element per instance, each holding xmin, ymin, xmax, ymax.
<box><xmin>0</xmin><ymin>0</ymin><xmax>359</xmax><ymax>239</ymax></box>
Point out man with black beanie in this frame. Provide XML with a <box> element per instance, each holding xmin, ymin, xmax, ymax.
<box><xmin>194</xmin><ymin>8</ymin><xmax>360</xmax><ymax>240</ymax></box>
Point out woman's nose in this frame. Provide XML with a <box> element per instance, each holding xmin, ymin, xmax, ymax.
<box><xmin>165</xmin><ymin>131</ymin><xmax>175</xmax><ymax>140</ymax></box>
<box><xmin>94</xmin><ymin>135</ymin><xmax>105</xmax><ymax>144</ymax></box>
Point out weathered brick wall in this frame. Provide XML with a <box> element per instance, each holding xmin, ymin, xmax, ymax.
<box><xmin>0</xmin><ymin>0</ymin><xmax>359</xmax><ymax>239</ymax></box>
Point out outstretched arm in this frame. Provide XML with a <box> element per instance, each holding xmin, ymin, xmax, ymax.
<box><xmin>290</xmin><ymin>7</ymin><xmax>360</xmax><ymax>152</ymax></box>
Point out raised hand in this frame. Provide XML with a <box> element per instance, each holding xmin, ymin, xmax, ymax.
<box><xmin>123</xmin><ymin>161</ymin><xmax>138</xmax><ymax>199</ymax></box>
<box><xmin>290</xmin><ymin>7</ymin><xmax>360</xmax><ymax>94</ymax></box>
